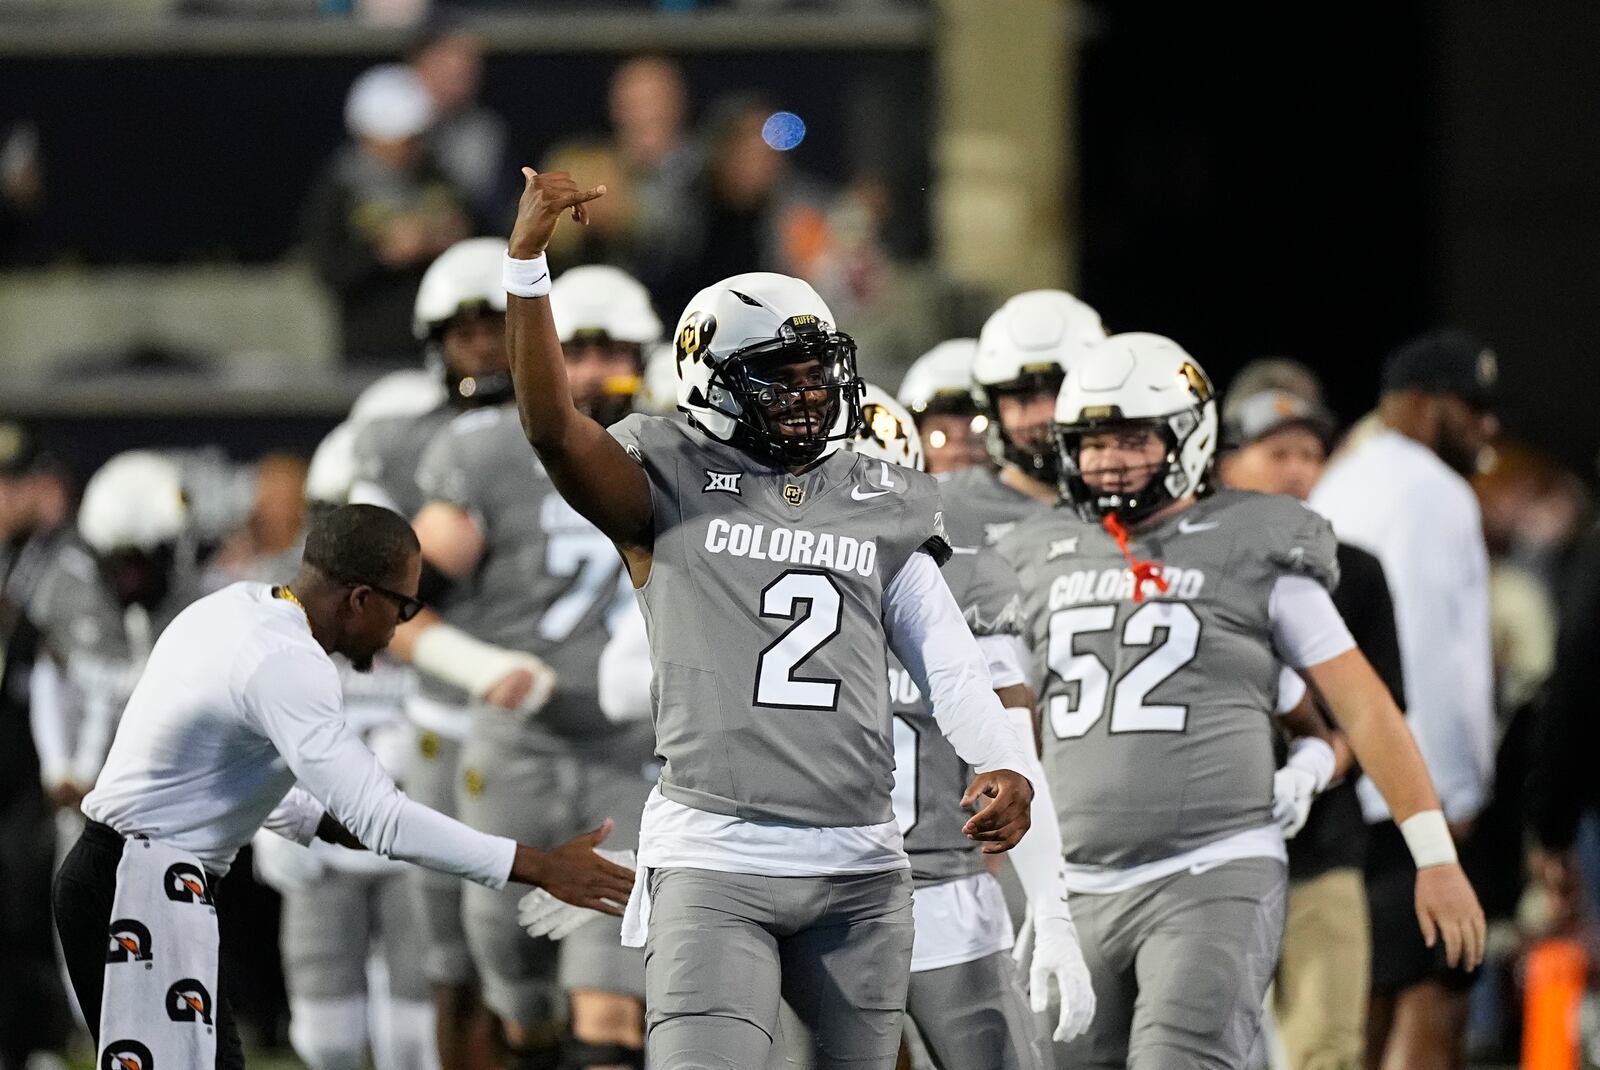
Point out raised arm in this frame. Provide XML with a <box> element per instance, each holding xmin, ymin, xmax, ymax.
<box><xmin>505</xmin><ymin>168</ymin><xmax>653</xmax><ymax>558</ymax></box>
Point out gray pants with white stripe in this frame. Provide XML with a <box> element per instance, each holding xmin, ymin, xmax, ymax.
<box><xmin>1056</xmin><ymin>856</ymin><xmax>1288</xmax><ymax>1070</ymax></box>
<box><xmin>644</xmin><ymin>867</ymin><xmax>915</xmax><ymax>1070</ymax></box>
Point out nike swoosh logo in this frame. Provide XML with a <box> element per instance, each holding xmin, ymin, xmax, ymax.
<box><xmin>1188</xmin><ymin>859</ymin><xmax>1230</xmax><ymax>875</ymax></box>
<box><xmin>1177</xmin><ymin>518</ymin><xmax>1219</xmax><ymax>534</ymax></box>
<box><xmin>851</xmin><ymin>486</ymin><xmax>890</xmax><ymax>501</ymax></box>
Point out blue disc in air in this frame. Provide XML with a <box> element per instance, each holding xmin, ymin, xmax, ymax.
<box><xmin>761</xmin><ymin>111</ymin><xmax>807</xmax><ymax>152</ymax></box>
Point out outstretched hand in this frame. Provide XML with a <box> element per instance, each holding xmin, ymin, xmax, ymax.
<box><xmin>508</xmin><ymin>168</ymin><xmax>606</xmax><ymax>260</ymax></box>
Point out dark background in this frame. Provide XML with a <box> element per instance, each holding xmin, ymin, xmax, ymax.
<box><xmin>5</xmin><ymin>0</ymin><xmax>1597</xmax><ymax>472</ymax></box>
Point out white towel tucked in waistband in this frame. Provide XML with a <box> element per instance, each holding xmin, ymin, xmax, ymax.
<box><xmin>100</xmin><ymin>834</ymin><xmax>221</xmax><ymax>1070</ymax></box>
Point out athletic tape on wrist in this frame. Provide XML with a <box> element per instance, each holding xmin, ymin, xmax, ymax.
<box><xmin>1400</xmin><ymin>809</ymin><xmax>1458</xmax><ymax>869</ymax></box>
<box><xmin>503</xmin><ymin>252</ymin><xmax>552</xmax><ymax>299</ymax></box>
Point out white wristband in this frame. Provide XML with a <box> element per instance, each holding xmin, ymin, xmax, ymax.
<box><xmin>1399</xmin><ymin>809</ymin><xmax>1458</xmax><ymax>869</ymax></box>
<box><xmin>502</xmin><ymin>252</ymin><xmax>552</xmax><ymax>299</ymax></box>
<box><xmin>1285</xmin><ymin>736</ymin><xmax>1336</xmax><ymax>794</ymax></box>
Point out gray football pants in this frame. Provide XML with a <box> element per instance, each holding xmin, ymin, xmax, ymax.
<box><xmin>406</xmin><ymin>727</ymin><xmax>473</xmax><ymax>985</ymax></box>
<box><xmin>281</xmin><ymin>866</ymin><xmax>430</xmax><ymax>1001</ymax></box>
<box><xmin>907</xmin><ymin>950</ymin><xmax>1043</xmax><ymax>1070</ymax></box>
<box><xmin>1056</xmin><ymin>856</ymin><xmax>1287</xmax><ymax>1070</ymax></box>
<box><xmin>458</xmin><ymin>738</ymin><xmax>654</xmax><ymax>1027</ymax></box>
<box><xmin>645</xmin><ymin>867</ymin><xmax>915</xmax><ymax>1070</ymax></box>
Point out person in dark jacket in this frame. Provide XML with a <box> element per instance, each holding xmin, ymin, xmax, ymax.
<box><xmin>1220</xmin><ymin>362</ymin><xmax>1407</xmax><ymax>1070</ymax></box>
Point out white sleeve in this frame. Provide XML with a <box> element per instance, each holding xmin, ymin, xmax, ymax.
<box><xmin>1001</xmin><ymin>707</ymin><xmax>1072</xmax><ymax>922</ymax></box>
<box><xmin>1275</xmin><ymin>665</ymin><xmax>1308</xmax><ymax>716</ymax></box>
<box><xmin>882</xmin><ymin>552</ymin><xmax>1035</xmax><ymax>774</ymax></box>
<box><xmin>244</xmin><ymin>650</ymin><xmax>516</xmax><ymax>888</ymax></box>
<box><xmin>1268</xmin><ymin>575</ymin><xmax>1356</xmax><ymax>669</ymax></box>
<box><xmin>70</xmin><ymin>692</ymin><xmax>119</xmax><ymax>786</ymax></box>
<box><xmin>28</xmin><ymin>658</ymin><xmax>73</xmax><ymax>786</ymax></box>
<box><xmin>598</xmin><ymin>602</ymin><xmax>653</xmax><ymax>724</ymax></box>
<box><xmin>977</xmin><ymin>633</ymin><xmax>1029</xmax><ymax>691</ymax></box>
<box><xmin>261</xmin><ymin>785</ymin><xmax>324</xmax><ymax>846</ymax></box>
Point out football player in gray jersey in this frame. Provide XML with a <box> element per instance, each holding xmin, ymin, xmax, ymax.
<box><xmin>390</xmin><ymin>251</ymin><xmax>665</xmax><ymax>1070</ymax></box>
<box><xmin>847</xmin><ymin>388</ymin><xmax>1091</xmax><ymax>1070</ymax></box>
<box><xmin>499</xmin><ymin>169</ymin><xmax>1044</xmax><ymax>1070</ymax></box>
<box><xmin>29</xmin><ymin>452</ymin><xmax>201</xmax><ymax>810</ymax></box>
<box><xmin>997</xmin><ymin>332</ymin><xmax>1485</xmax><ymax>1069</ymax></box>
<box><xmin>897</xmin><ymin>340</ymin><xmax>988</xmax><ymax>477</ymax></box>
<box><xmin>348</xmin><ymin>239</ymin><xmax>522</xmax><ymax>1069</ymax></box>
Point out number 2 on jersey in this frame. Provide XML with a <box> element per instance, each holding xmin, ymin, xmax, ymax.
<box><xmin>1045</xmin><ymin>601</ymin><xmax>1200</xmax><ymax>739</ymax></box>
<box><xmin>753</xmin><ymin>570</ymin><xmax>844</xmax><ymax>709</ymax></box>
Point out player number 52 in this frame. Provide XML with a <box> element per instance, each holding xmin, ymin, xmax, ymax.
<box><xmin>1045</xmin><ymin>602</ymin><xmax>1201</xmax><ymax>739</ymax></box>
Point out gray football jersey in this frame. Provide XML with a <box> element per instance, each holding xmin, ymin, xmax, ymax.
<box><xmin>361</xmin><ymin>404</ymin><xmax>477</xmax><ymax>707</ymax></box>
<box><xmin>890</xmin><ymin>545</ymin><xmax>1023</xmax><ymax>885</ymax></box>
<box><xmin>996</xmin><ymin>490</ymin><xmax>1339</xmax><ymax>867</ymax></box>
<box><xmin>352</xmin><ymin>404</ymin><xmax>456</xmax><ymax>521</ymax></box>
<box><xmin>416</xmin><ymin>403</ymin><xmax>634</xmax><ymax>749</ymax></box>
<box><xmin>610</xmin><ymin>413</ymin><xmax>947</xmax><ymax>828</ymax></box>
<box><xmin>29</xmin><ymin>544</ymin><xmax>201</xmax><ymax>775</ymax></box>
<box><xmin>937</xmin><ymin>465</ymin><xmax>1049</xmax><ymax>550</ymax></box>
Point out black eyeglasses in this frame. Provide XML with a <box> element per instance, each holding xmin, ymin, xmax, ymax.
<box><xmin>349</xmin><ymin>582</ymin><xmax>424</xmax><ymax>623</ymax></box>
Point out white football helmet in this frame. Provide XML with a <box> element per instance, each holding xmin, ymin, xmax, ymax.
<box><xmin>674</xmin><ymin>272</ymin><xmax>864</xmax><ymax>466</ymax></box>
<box><xmin>305</xmin><ymin>421</ymin><xmax>361</xmax><ymax>507</ymax></box>
<box><xmin>551</xmin><ymin>265</ymin><xmax>662</xmax><ymax>347</ymax></box>
<box><xmin>349</xmin><ymin>369</ymin><xmax>448</xmax><ymax>426</ymax></box>
<box><xmin>1054</xmin><ymin>332</ymin><xmax>1219</xmax><ymax>523</ymax></box>
<box><xmin>897</xmin><ymin>339</ymin><xmax>978</xmax><ymax>417</ymax></box>
<box><xmin>413</xmin><ymin>237</ymin><xmax>513</xmax><ymax>408</ymax></box>
<box><xmin>847</xmin><ymin>384</ymin><xmax>924</xmax><ymax>472</ymax></box>
<box><xmin>973</xmin><ymin>289</ymin><xmax>1107</xmax><ymax>477</ymax></box>
<box><xmin>79</xmin><ymin>451</ymin><xmax>188</xmax><ymax>555</ymax></box>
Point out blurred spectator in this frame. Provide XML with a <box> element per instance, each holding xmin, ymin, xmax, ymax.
<box><xmin>1219</xmin><ymin>362</ymin><xmax>1405</xmax><ymax>1070</ymax></box>
<box><xmin>205</xmin><ymin>454</ymin><xmax>310</xmax><ymax>586</ymax></box>
<box><xmin>0</xmin><ymin>122</ymin><xmax>45</xmax><ymax>266</ymax></box>
<box><xmin>679</xmin><ymin>94</ymin><xmax>829</xmax><ymax>312</ymax></box>
<box><xmin>543</xmin><ymin>56</ymin><xmax>701</xmax><ymax>318</ymax></box>
<box><xmin>608</xmin><ymin>56</ymin><xmax>701</xmax><ymax>309</ymax></box>
<box><xmin>1311</xmin><ymin>328</ymin><xmax>1499</xmax><ymax>1070</ymax></box>
<box><xmin>1473</xmin><ymin>443</ymin><xmax>1587</xmax><ymax>718</ymax></box>
<box><xmin>0</xmin><ymin>423</ymin><xmax>75</xmax><ymax>1070</ymax></box>
<box><xmin>410</xmin><ymin>27</ymin><xmax>511</xmax><ymax>229</ymax></box>
<box><xmin>299</xmin><ymin>64</ymin><xmax>472</xmax><ymax>364</ymax></box>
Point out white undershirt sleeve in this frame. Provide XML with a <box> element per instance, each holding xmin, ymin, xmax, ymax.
<box><xmin>1268</xmin><ymin>575</ymin><xmax>1356</xmax><ymax>669</ymax></box>
<box><xmin>882</xmin><ymin>552</ymin><xmax>1035</xmax><ymax>775</ymax></box>
<box><xmin>598</xmin><ymin>602</ymin><xmax>654</xmax><ymax>724</ymax></box>
<box><xmin>977</xmin><ymin>633</ymin><xmax>1029</xmax><ymax>692</ymax></box>
<box><xmin>28</xmin><ymin>657</ymin><xmax>73</xmax><ymax>787</ymax></box>
<box><xmin>1275</xmin><ymin>665</ymin><xmax>1308</xmax><ymax>716</ymax></box>
<box><xmin>244</xmin><ymin>650</ymin><xmax>516</xmax><ymax>888</ymax></box>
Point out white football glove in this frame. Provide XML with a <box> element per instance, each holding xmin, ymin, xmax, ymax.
<box><xmin>1272</xmin><ymin>737</ymin><xmax>1336</xmax><ymax>840</ymax></box>
<box><xmin>1272</xmin><ymin>766</ymin><xmax>1318</xmax><ymax>839</ymax></box>
<box><xmin>517</xmin><ymin>848</ymin><xmax>636</xmax><ymax>940</ymax></box>
<box><xmin>1014</xmin><ymin>908</ymin><xmax>1096</xmax><ymax>1042</ymax></box>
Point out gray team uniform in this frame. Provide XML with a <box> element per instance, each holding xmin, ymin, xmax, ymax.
<box><xmin>28</xmin><ymin>544</ymin><xmax>198</xmax><ymax>793</ymax></box>
<box><xmin>353</xmin><ymin>405</ymin><xmax>481</xmax><ymax>986</ymax></box>
<box><xmin>416</xmin><ymin>403</ymin><xmax>655</xmax><ymax>1025</ymax></box>
<box><xmin>997</xmin><ymin>490</ymin><xmax>1339</xmax><ymax>1070</ymax></box>
<box><xmin>279</xmin><ymin>660</ymin><xmax>430</xmax><ymax>1005</ymax></box>
<box><xmin>937</xmin><ymin>465</ymin><xmax>1048</xmax><ymax>551</ymax></box>
<box><xmin>610</xmin><ymin>414</ymin><xmax>944</xmax><ymax>1069</ymax></box>
<box><xmin>892</xmin><ymin>546</ymin><xmax>1041</xmax><ymax>1070</ymax></box>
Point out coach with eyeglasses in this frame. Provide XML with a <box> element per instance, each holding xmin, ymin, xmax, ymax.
<box><xmin>52</xmin><ymin>504</ymin><xmax>633</xmax><ymax>1070</ymax></box>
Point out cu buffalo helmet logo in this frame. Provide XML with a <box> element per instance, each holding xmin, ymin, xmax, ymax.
<box><xmin>1177</xmin><ymin>361</ymin><xmax>1214</xmax><ymax>404</ymax></box>
<box><xmin>106</xmin><ymin>919</ymin><xmax>153</xmax><ymax>964</ymax></box>
<box><xmin>100</xmin><ymin>1039</ymin><xmax>154</xmax><ymax>1070</ymax></box>
<box><xmin>675</xmin><ymin>311</ymin><xmax>717</xmax><ymax>369</ymax></box>
<box><xmin>166</xmin><ymin>979</ymin><xmax>214</xmax><ymax>1026</ymax></box>
<box><xmin>164</xmin><ymin>863</ymin><xmax>212</xmax><ymax>905</ymax></box>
